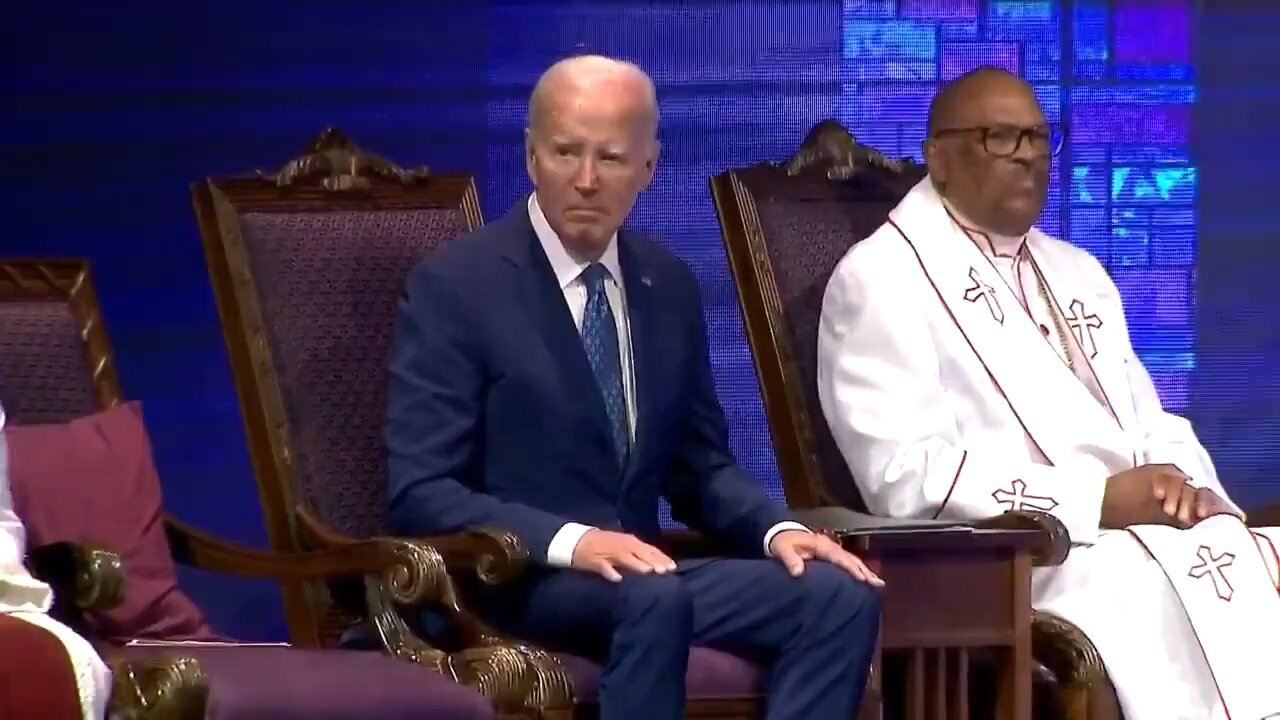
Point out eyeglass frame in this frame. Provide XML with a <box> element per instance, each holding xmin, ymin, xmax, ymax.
<box><xmin>928</xmin><ymin>124</ymin><xmax>1065</xmax><ymax>158</ymax></box>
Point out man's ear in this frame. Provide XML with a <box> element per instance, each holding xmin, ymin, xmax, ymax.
<box><xmin>524</xmin><ymin>128</ymin><xmax>537</xmax><ymax>183</ymax></box>
<box><xmin>922</xmin><ymin>138</ymin><xmax>946</xmax><ymax>184</ymax></box>
<box><xmin>640</xmin><ymin>140</ymin><xmax>661</xmax><ymax>189</ymax></box>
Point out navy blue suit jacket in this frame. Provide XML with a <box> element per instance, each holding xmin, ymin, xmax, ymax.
<box><xmin>385</xmin><ymin>204</ymin><xmax>791</xmax><ymax>562</ymax></box>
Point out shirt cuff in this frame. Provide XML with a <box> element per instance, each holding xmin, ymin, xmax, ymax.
<box><xmin>763</xmin><ymin>521</ymin><xmax>811</xmax><ymax>557</ymax></box>
<box><xmin>545</xmin><ymin>522</ymin><xmax>595</xmax><ymax>567</ymax></box>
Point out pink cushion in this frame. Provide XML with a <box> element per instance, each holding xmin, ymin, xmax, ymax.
<box><xmin>5</xmin><ymin>401</ymin><xmax>217</xmax><ymax>642</ymax></box>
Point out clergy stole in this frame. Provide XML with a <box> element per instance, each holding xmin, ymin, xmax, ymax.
<box><xmin>944</xmin><ymin>204</ymin><xmax>1118</xmax><ymax>450</ymax></box>
<box><xmin>947</xmin><ymin>205</ymin><xmax>1280</xmax><ymax>716</ymax></box>
<box><xmin>893</xmin><ymin>180</ymin><xmax>1280</xmax><ymax>718</ymax></box>
<box><xmin>1128</xmin><ymin>518</ymin><xmax>1280</xmax><ymax>719</ymax></box>
<box><xmin>888</xmin><ymin>181</ymin><xmax>1140</xmax><ymax>545</ymax></box>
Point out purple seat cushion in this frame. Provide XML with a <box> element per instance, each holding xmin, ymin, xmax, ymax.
<box><xmin>107</xmin><ymin>645</ymin><xmax>494</xmax><ymax>720</ymax></box>
<box><xmin>556</xmin><ymin>646</ymin><xmax>763</xmax><ymax>702</ymax></box>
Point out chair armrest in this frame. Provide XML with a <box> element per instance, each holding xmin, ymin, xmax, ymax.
<box><xmin>1246</xmin><ymin>503</ymin><xmax>1280</xmax><ymax>527</ymax></box>
<box><xmin>422</xmin><ymin>528</ymin><xmax>530</xmax><ymax>585</ymax></box>
<box><xmin>164</xmin><ymin>515</ymin><xmax>439</xmax><ymax>597</ymax></box>
<box><xmin>293</xmin><ymin>507</ymin><xmax>531</xmax><ymax>587</ymax></box>
<box><xmin>792</xmin><ymin>505</ymin><xmax>963</xmax><ymax>534</ymax></box>
<box><xmin>27</xmin><ymin>541</ymin><xmax>125</xmax><ymax>612</ymax></box>
<box><xmin>166</xmin><ymin>514</ymin><xmax>522</xmax><ymax>681</ymax></box>
<box><xmin>166</xmin><ymin>514</ymin><xmax>498</xmax><ymax>625</ymax></box>
<box><xmin>790</xmin><ymin>506</ymin><xmax>1070</xmax><ymax>567</ymax></box>
<box><xmin>975</xmin><ymin>510</ymin><xmax>1071</xmax><ymax>567</ymax></box>
<box><xmin>289</xmin><ymin>509</ymin><xmax>570</xmax><ymax>715</ymax></box>
<box><xmin>1031</xmin><ymin>609</ymin><xmax>1109</xmax><ymax>685</ymax></box>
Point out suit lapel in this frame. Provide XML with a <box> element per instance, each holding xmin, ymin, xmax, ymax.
<box><xmin>499</xmin><ymin>209</ymin><xmax>619</xmax><ymax>467</ymax></box>
<box><xmin>618</xmin><ymin>233</ymin><xmax>656</xmax><ymax>478</ymax></box>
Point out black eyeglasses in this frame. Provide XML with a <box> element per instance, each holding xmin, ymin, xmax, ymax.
<box><xmin>930</xmin><ymin>124</ymin><xmax>1065</xmax><ymax>158</ymax></box>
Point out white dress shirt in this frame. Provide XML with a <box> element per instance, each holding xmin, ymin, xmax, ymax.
<box><xmin>528</xmin><ymin>195</ymin><xmax>807</xmax><ymax>567</ymax></box>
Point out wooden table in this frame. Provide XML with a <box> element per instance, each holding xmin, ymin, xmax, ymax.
<box><xmin>847</xmin><ymin>527</ymin><xmax>1041</xmax><ymax>720</ymax></box>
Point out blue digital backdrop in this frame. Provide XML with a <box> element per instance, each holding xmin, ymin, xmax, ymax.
<box><xmin>1</xmin><ymin>1</ymin><xmax>1272</xmax><ymax>640</ymax></box>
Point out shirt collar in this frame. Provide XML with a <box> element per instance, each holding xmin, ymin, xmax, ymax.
<box><xmin>528</xmin><ymin>193</ymin><xmax>622</xmax><ymax>289</ymax></box>
<box><xmin>939</xmin><ymin>194</ymin><xmax>1026</xmax><ymax>259</ymax></box>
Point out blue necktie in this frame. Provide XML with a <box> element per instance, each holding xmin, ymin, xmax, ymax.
<box><xmin>580</xmin><ymin>263</ymin><xmax>629</xmax><ymax>464</ymax></box>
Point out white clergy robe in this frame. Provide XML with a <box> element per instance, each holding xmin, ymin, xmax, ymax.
<box><xmin>2</xmin><ymin>404</ymin><xmax>112</xmax><ymax>720</ymax></box>
<box><xmin>816</xmin><ymin>177</ymin><xmax>1280</xmax><ymax>720</ymax></box>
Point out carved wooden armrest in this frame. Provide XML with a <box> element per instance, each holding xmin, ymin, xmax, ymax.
<box><xmin>109</xmin><ymin>655</ymin><xmax>208</xmax><ymax>720</ymax></box>
<box><xmin>27</xmin><ymin>541</ymin><xmax>125</xmax><ymax>613</ymax></box>
<box><xmin>975</xmin><ymin>510</ymin><xmax>1071</xmax><ymax>567</ymax></box>
<box><xmin>787</xmin><ymin>506</ymin><xmax>1069</xmax><ymax>567</ymax></box>
<box><xmin>164</xmin><ymin>515</ymin><xmax>450</xmax><ymax>584</ymax></box>
<box><xmin>166</xmin><ymin>514</ymin><xmax>470</xmax><ymax>655</ymax></box>
<box><xmin>381</xmin><ymin>531</ymin><xmax>573</xmax><ymax>713</ymax></box>
<box><xmin>292</xmin><ymin>508</ymin><xmax>531</xmax><ymax>588</ymax></box>
<box><xmin>416</xmin><ymin>528</ymin><xmax>531</xmax><ymax>586</ymax></box>
<box><xmin>289</xmin><ymin>510</ymin><xmax>572</xmax><ymax>714</ymax></box>
<box><xmin>1030</xmin><ymin>609</ymin><xmax>1108</xmax><ymax>686</ymax></box>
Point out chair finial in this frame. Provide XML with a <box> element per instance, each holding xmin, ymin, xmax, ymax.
<box><xmin>784</xmin><ymin>120</ymin><xmax>922</xmax><ymax>181</ymax></box>
<box><xmin>257</xmin><ymin>127</ymin><xmax>431</xmax><ymax>192</ymax></box>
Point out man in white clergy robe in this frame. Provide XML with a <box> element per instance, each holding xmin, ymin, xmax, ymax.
<box><xmin>816</xmin><ymin>66</ymin><xmax>1280</xmax><ymax>720</ymax></box>
<box><xmin>1</xmin><ymin>401</ymin><xmax>113</xmax><ymax>720</ymax></box>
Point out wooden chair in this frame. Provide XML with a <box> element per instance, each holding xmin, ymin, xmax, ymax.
<box><xmin>711</xmin><ymin>119</ymin><xmax>1280</xmax><ymax>719</ymax></box>
<box><xmin>709</xmin><ymin>119</ymin><xmax>1123</xmax><ymax>720</ymax></box>
<box><xmin>0</xmin><ymin>258</ymin><xmax>509</xmax><ymax>720</ymax></box>
<box><xmin>192</xmin><ymin>128</ymin><xmax>903</xmax><ymax>719</ymax></box>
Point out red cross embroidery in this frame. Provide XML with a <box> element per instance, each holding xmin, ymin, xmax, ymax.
<box><xmin>991</xmin><ymin>479</ymin><xmax>1059</xmax><ymax>513</ymax></box>
<box><xmin>1188</xmin><ymin>545</ymin><xmax>1236</xmax><ymax>602</ymax></box>
<box><xmin>1063</xmin><ymin>299</ymin><xmax>1102</xmax><ymax>358</ymax></box>
<box><xmin>963</xmin><ymin>267</ymin><xmax>1005</xmax><ymax>325</ymax></box>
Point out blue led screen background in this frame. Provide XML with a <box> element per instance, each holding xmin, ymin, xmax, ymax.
<box><xmin>2</xmin><ymin>1</ymin><xmax>1273</xmax><ymax>639</ymax></box>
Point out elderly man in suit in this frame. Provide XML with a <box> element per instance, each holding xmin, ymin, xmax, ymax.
<box><xmin>2</xmin><ymin>403</ymin><xmax>112</xmax><ymax>720</ymax></box>
<box><xmin>385</xmin><ymin>55</ymin><xmax>883</xmax><ymax>720</ymax></box>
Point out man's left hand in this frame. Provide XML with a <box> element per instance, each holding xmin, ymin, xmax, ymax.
<box><xmin>1190</xmin><ymin>488</ymin><xmax>1235</xmax><ymax>522</ymax></box>
<box><xmin>769</xmin><ymin>530</ymin><xmax>884</xmax><ymax>587</ymax></box>
<box><xmin>1152</xmin><ymin>479</ymin><xmax>1238</xmax><ymax>526</ymax></box>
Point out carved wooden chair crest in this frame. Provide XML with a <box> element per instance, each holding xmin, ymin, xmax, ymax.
<box><xmin>711</xmin><ymin>120</ymin><xmax>1121</xmax><ymax>719</ymax></box>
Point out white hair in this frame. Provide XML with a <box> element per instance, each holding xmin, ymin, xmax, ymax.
<box><xmin>526</xmin><ymin>54</ymin><xmax>659</xmax><ymax>141</ymax></box>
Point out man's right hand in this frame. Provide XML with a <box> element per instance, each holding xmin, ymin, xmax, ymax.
<box><xmin>571</xmin><ymin>529</ymin><xmax>678</xmax><ymax>582</ymax></box>
<box><xmin>1101</xmin><ymin>464</ymin><xmax>1193</xmax><ymax>528</ymax></box>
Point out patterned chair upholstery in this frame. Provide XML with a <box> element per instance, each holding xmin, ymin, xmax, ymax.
<box><xmin>192</xmin><ymin>129</ymin><xmax>884</xmax><ymax>720</ymax></box>
<box><xmin>0</xmin><ymin>259</ymin><xmax>500</xmax><ymax>720</ymax></box>
<box><xmin>0</xmin><ymin>285</ymin><xmax>106</xmax><ymax>425</ymax></box>
<box><xmin>710</xmin><ymin>120</ymin><xmax>1119</xmax><ymax>720</ymax></box>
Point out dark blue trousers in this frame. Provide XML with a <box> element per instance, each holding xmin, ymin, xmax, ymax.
<box><xmin>487</xmin><ymin>558</ymin><xmax>881</xmax><ymax>720</ymax></box>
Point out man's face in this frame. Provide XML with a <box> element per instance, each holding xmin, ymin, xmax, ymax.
<box><xmin>525</xmin><ymin>81</ymin><xmax>657</xmax><ymax>259</ymax></box>
<box><xmin>924</xmin><ymin>77</ymin><xmax>1052</xmax><ymax>237</ymax></box>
